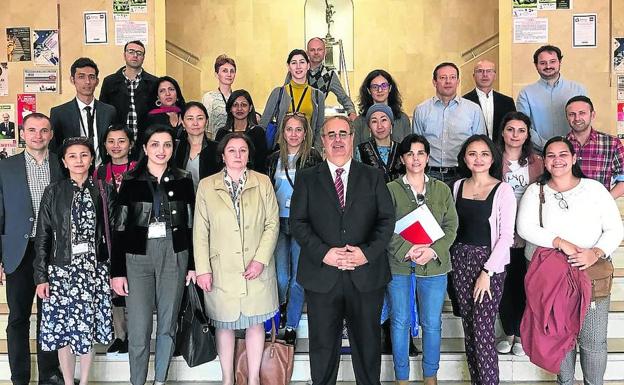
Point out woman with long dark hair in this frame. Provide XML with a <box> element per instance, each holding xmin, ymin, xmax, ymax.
<box><xmin>215</xmin><ymin>89</ymin><xmax>268</xmax><ymax>173</ymax></box>
<box><xmin>451</xmin><ymin>134</ymin><xmax>516</xmax><ymax>385</ymax></box>
<box><xmin>353</xmin><ymin>69</ymin><xmax>411</xmax><ymax>147</ymax></box>
<box><xmin>111</xmin><ymin>124</ymin><xmax>196</xmax><ymax>385</ymax></box>
<box><xmin>493</xmin><ymin>111</ymin><xmax>543</xmax><ymax>356</ymax></box>
<box><xmin>146</xmin><ymin>76</ymin><xmax>186</xmax><ymax>140</ymax></box>
<box><xmin>517</xmin><ymin>136</ymin><xmax>622</xmax><ymax>385</ymax></box>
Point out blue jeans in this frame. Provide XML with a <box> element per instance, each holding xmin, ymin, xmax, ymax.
<box><xmin>274</xmin><ymin>217</ymin><xmax>305</xmax><ymax>328</ymax></box>
<box><xmin>387</xmin><ymin>273</ymin><xmax>447</xmax><ymax>380</ymax></box>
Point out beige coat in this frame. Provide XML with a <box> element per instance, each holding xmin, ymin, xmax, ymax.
<box><xmin>193</xmin><ymin>170</ymin><xmax>280</xmax><ymax>322</ymax></box>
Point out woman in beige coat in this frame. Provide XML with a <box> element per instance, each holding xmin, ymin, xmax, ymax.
<box><xmin>194</xmin><ymin>132</ymin><xmax>279</xmax><ymax>385</ymax></box>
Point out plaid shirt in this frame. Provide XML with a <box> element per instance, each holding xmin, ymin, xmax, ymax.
<box><xmin>124</xmin><ymin>69</ymin><xmax>142</xmax><ymax>139</ymax></box>
<box><xmin>567</xmin><ymin>128</ymin><xmax>624</xmax><ymax>189</ymax></box>
<box><xmin>24</xmin><ymin>150</ymin><xmax>51</xmax><ymax>236</ymax></box>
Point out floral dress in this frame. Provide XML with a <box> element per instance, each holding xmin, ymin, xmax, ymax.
<box><xmin>40</xmin><ymin>180</ymin><xmax>113</xmax><ymax>354</ymax></box>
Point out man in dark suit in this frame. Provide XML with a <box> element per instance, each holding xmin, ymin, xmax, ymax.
<box><xmin>291</xmin><ymin>116</ymin><xmax>395</xmax><ymax>385</ymax></box>
<box><xmin>50</xmin><ymin>57</ymin><xmax>117</xmax><ymax>163</ymax></box>
<box><xmin>100</xmin><ymin>40</ymin><xmax>158</xmax><ymax>155</ymax></box>
<box><xmin>0</xmin><ymin>113</ymin><xmax>64</xmax><ymax>385</ymax></box>
<box><xmin>1</xmin><ymin>113</ymin><xmax>15</xmax><ymax>138</ymax></box>
<box><xmin>463</xmin><ymin>59</ymin><xmax>516</xmax><ymax>141</ymax></box>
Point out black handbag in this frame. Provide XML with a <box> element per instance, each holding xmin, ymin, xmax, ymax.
<box><xmin>175</xmin><ymin>283</ymin><xmax>217</xmax><ymax>367</ymax></box>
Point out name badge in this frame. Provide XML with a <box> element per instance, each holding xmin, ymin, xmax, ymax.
<box><xmin>148</xmin><ymin>221</ymin><xmax>167</xmax><ymax>239</ymax></box>
<box><xmin>72</xmin><ymin>242</ymin><xmax>89</xmax><ymax>255</ymax></box>
<box><xmin>285</xmin><ymin>198</ymin><xmax>291</xmax><ymax>209</ymax></box>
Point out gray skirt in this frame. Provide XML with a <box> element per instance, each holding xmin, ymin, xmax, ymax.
<box><xmin>210</xmin><ymin>310</ymin><xmax>276</xmax><ymax>330</ymax></box>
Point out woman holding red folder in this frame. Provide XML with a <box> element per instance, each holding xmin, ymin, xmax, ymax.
<box><xmin>386</xmin><ymin>134</ymin><xmax>458</xmax><ymax>385</ymax></box>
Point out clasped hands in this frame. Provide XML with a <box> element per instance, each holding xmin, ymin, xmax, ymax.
<box><xmin>555</xmin><ymin>237</ymin><xmax>601</xmax><ymax>270</ymax></box>
<box><xmin>404</xmin><ymin>243</ymin><xmax>436</xmax><ymax>265</ymax></box>
<box><xmin>323</xmin><ymin>245</ymin><xmax>367</xmax><ymax>270</ymax></box>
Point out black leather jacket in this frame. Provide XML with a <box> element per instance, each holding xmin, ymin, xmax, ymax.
<box><xmin>111</xmin><ymin>166</ymin><xmax>195</xmax><ymax>277</ymax></box>
<box><xmin>34</xmin><ymin>178</ymin><xmax>114</xmax><ymax>285</ymax></box>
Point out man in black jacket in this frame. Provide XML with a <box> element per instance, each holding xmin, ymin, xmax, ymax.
<box><xmin>100</xmin><ymin>40</ymin><xmax>158</xmax><ymax>154</ymax></box>
<box><xmin>0</xmin><ymin>113</ymin><xmax>64</xmax><ymax>385</ymax></box>
<box><xmin>291</xmin><ymin>116</ymin><xmax>394</xmax><ymax>385</ymax></box>
<box><xmin>463</xmin><ymin>59</ymin><xmax>516</xmax><ymax>141</ymax></box>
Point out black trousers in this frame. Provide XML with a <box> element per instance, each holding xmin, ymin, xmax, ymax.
<box><xmin>498</xmin><ymin>247</ymin><xmax>527</xmax><ymax>337</ymax></box>
<box><xmin>305</xmin><ymin>272</ymin><xmax>385</xmax><ymax>385</ymax></box>
<box><xmin>6</xmin><ymin>240</ymin><xmax>59</xmax><ymax>385</ymax></box>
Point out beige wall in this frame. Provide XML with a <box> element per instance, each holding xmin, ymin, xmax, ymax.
<box><xmin>166</xmin><ymin>0</ymin><xmax>499</xmax><ymax>116</ymax></box>
<box><xmin>0</xmin><ymin>0</ymin><xmax>160</xmax><ymax>119</ymax></box>
<box><xmin>501</xmin><ymin>0</ymin><xmax>612</xmax><ymax>134</ymax></box>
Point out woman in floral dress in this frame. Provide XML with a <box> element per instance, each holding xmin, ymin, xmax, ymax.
<box><xmin>34</xmin><ymin>137</ymin><xmax>113</xmax><ymax>385</ymax></box>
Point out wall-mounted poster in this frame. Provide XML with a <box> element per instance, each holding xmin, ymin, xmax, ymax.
<box><xmin>17</xmin><ymin>94</ymin><xmax>36</xmax><ymax>126</ymax></box>
<box><xmin>113</xmin><ymin>0</ymin><xmax>130</xmax><ymax>20</ymax></box>
<box><xmin>618</xmin><ymin>102</ymin><xmax>624</xmax><ymax>139</ymax></box>
<box><xmin>513</xmin><ymin>18</ymin><xmax>548</xmax><ymax>43</ymax></box>
<box><xmin>6</xmin><ymin>27</ymin><xmax>31</xmax><ymax>62</ymax></box>
<box><xmin>573</xmin><ymin>14</ymin><xmax>597</xmax><ymax>48</ymax></box>
<box><xmin>0</xmin><ymin>62</ymin><xmax>8</xmax><ymax>96</ymax></box>
<box><xmin>0</xmin><ymin>104</ymin><xmax>18</xmax><ymax>158</ymax></box>
<box><xmin>84</xmin><ymin>11</ymin><xmax>108</xmax><ymax>44</ymax></box>
<box><xmin>614</xmin><ymin>38</ymin><xmax>624</xmax><ymax>72</ymax></box>
<box><xmin>115</xmin><ymin>21</ymin><xmax>148</xmax><ymax>46</ymax></box>
<box><xmin>24</xmin><ymin>68</ymin><xmax>58</xmax><ymax>93</ymax></box>
<box><xmin>130</xmin><ymin>0</ymin><xmax>147</xmax><ymax>13</ymax></box>
<box><xmin>33</xmin><ymin>30</ymin><xmax>59</xmax><ymax>66</ymax></box>
<box><xmin>513</xmin><ymin>0</ymin><xmax>537</xmax><ymax>9</ymax></box>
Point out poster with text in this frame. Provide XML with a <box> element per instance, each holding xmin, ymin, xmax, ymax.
<box><xmin>115</xmin><ymin>21</ymin><xmax>148</xmax><ymax>46</ymax></box>
<box><xmin>24</xmin><ymin>68</ymin><xmax>58</xmax><ymax>93</ymax></box>
<box><xmin>557</xmin><ymin>0</ymin><xmax>571</xmax><ymax>9</ymax></box>
<box><xmin>113</xmin><ymin>0</ymin><xmax>130</xmax><ymax>20</ymax></box>
<box><xmin>513</xmin><ymin>0</ymin><xmax>537</xmax><ymax>9</ymax></box>
<box><xmin>84</xmin><ymin>12</ymin><xmax>108</xmax><ymax>44</ymax></box>
<box><xmin>613</xmin><ymin>38</ymin><xmax>624</xmax><ymax>72</ymax></box>
<box><xmin>17</xmin><ymin>94</ymin><xmax>36</xmax><ymax>128</ymax></box>
<box><xmin>618</xmin><ymin>103</ymin><xmax>624</xmax><ymax>139</ymax></box>
<box><xmin>0</xmin><ymin>104</ymin><xmax>18</xmax><ymax>157</ymax></box>
<box><xmin>0</xmin><ymin>62</ymin><xmax>8</xmax><ymax>96</ymax></box>
<box><xmin>130</xmin><ymin>0</ymin><xmax>147</xmax><ymax>13</ymax></box>
<box><xmin>6</xmin><ymin>27</ymin><xmax>31</xmax><ymax>62</ymax></box>
<box><xmin>513</xmin><ymin>18</ymin><xmax>548</xmax><ymax>43</ymax></box>
<box><xmin>33</xmin><ymin>30</ymin><xmax>59</xmax><ymax>66</ymax></box>
<box><xmin>538</xmin><ymin>0</ymin><xmax>556</xmax><ymax>10</ymax></box>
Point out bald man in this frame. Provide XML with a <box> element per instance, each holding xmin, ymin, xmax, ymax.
<box><xmin>1</xmin><ymin>113</ymin><xmax>15</xmax><ymax>139</ymax></box>
<box><xmin>463</xmin><ymin>60</ymin><xmax>516</xmax><ymax>140</ymax></box>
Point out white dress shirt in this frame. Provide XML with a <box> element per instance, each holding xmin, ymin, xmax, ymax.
<box><xmin>476</xmin><ymin>88</ymin><xmax>494</xmax><ymax>138</ymax></box>
<box><xmin>76</xmin><ymin>97</ymin><xmax>100</xmax><ymax>163</ymax></box>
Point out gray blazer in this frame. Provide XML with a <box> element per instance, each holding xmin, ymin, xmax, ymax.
<box><xmin>259</xmin><ymin>85</ymin><xmax>325</xmax><ymax>149</ymax></box>
<box><xmin>49</xmin><ymin>98</ymin><xmax>117</xmax><ymax>155</ymax></box>
<box><xmin>0</xmin><ymin>151</ymin><xmax>62</xmax><ymax>274</ymax></box>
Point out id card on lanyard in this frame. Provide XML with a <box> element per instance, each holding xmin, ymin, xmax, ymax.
<box><xmin>147</xmin><ymin>179</ymin><xmax>167</xmax><ymax>239</ymax></box>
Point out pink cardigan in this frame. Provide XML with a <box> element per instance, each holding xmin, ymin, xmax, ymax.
<box><xmin>452</xmin><ymin>179</ymin><xmax>516</xmax><ymax>273</ymax></box>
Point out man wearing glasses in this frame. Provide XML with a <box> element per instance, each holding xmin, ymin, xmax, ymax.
<box><xmin>100</xmin><ymin>40</ymin><xmax>158</xmax><ymax>156</ymax></box>
<box><xmin>50</xmin><ymin>57</ymin><xmax>117</xmax><ymax>164</ymax></box>
<box><xmin>463</xmin><ymin>60</ymin><xmax>516</xmax><ymax>140</ymax></box>
<box><xmin>291</xmin><ymin>116</ymin><xmax>394</xmax><ymax>385</ymax></box>
<box><xmin>413</xmin><ymin>62</ymin><xmax>486</xmax><ymax>184</ymax></box>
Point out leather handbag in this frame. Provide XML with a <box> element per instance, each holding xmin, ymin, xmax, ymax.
<box><xmin>174</xmin><ymin>284</ymin><xmax>217</xmax><ymax>367</ymax></box>
<box><xmin>234</xmin><ymin>319</ymin><xmax>294</xmax><ymax>385</ymax></box>
<box><xmin>538</xmin><ymin>184</ymin><xmax>614</xmax><ymax>300</ymax></box>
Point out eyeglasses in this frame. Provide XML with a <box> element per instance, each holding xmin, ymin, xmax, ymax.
<box><xmin>369</xmin><ymin>83</ymin><xmax>390</xmax><ymax>92</ymax></box>
<box><xmin>474</xmin><ymin>69</ymin><xmax>496</xmax><ymax>75</ymax></box>
<box><xmin>284</xmin><ymin>112</ymin><xmax>306</xmax><ymax>118</ymax></box>
<box><xmin>553</xmin><ymin>192</ymin><xmax>568</xmax><ymax>210</ymax></box>
<box><xmin>323</xmin><ymin>131</ymin><xmax>352</xmax><ymax>140</ymax></box>
<box><xmin>416</xmin><ymin>193</ymin><xmax>425</xmax><ymax>206</ymax></box>
<box><xmin>125</xmin><ymin>49</ymin><xmax>145</xmax><ymax>57</ymax></box>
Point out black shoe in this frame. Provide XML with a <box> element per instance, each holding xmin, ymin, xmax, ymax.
<box><xmin>38</xmin><ymin>374</ymin><xmax>65</xmax><ymax>385</ymax></box>
<box><xmin>118</xmin><ymin>338</ymin><xmax>129</xmax><ymax>354</ymax></box>
<box><xmin>284</xmin><ymin>327</ymin><xmax>297</xmax><ymax>345</ymax></box>
<box><xmin>409</xmin><ymin>338</ymin><xmax>420</xmax><ymax>357</ymax></box>
<box><xmin>380</xmin><ymin>320</ymin><xmax>392</xmax><ymax>354</ymax></box>
<box><xmin>107</xmin><ymin>337</ymin><xmax>125</xmax><ymax>354</ymax></box>
<box><xmin>279</xmin><ymin>303</ymin><xmax>287</xmax><ymax>329</ymax></box>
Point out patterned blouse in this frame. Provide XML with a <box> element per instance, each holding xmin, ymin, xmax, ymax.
<box><xmin>223</xmin><ymin>168</ymin><xmax>248</xmax><ymax>225</ymax></box>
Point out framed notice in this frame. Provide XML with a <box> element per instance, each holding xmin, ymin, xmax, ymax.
<box><xmin>573</xmin><ymin>14</ymin><xmax>596</xmax><ymax>48</ymax></box>
<box><xmin>84</xmin><ymin>11</ymin><xmax>108</xmax><ymax>44</ymax></box>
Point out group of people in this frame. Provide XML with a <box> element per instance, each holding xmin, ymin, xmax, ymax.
<box><xmin>0</xmin><ymin>37</ymin><xmax>622</xmax><ymax>385</ymax></box>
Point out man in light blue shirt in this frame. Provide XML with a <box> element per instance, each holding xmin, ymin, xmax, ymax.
<box><xmin>516</xmin><ymin>45</ymin><xmax>587</xmax><ymax>152</ymax></box>
<box><xmin>412</xmin><ymin>62</ymin><xmax>486</xmax><ymax>183</ymax></box>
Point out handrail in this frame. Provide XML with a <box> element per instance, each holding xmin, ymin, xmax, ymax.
<box><xmin>166</xmin><ymin>40</ymin><xmax>200</xmax><ymax>65</ymax></box>
<box><xmin>459</xmin><ymin>44</ymin><xmax>500</xmax><ymax>68</ymax></box>
<box><xmin>461</xmin><ymin>33</ymin><xmax>499</xmax><ymax>61</ymax></box>
<box><xmin>166</xmin><ymin>51</ymin><xmax>202</xmax><ymax>72</ymax></box>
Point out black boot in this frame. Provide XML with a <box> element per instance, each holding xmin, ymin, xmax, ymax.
<box><xmin>279</xmin><ymin>302</ymin><xmax>287</xmax><ymax>329</ymax></box>
<box><xmin>380</xmin><ymin>320</ymin><xmax>392</xmax><ymax>354</ymax></box>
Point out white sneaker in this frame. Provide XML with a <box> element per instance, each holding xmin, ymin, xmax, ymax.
<box><xmin>496</xmin><ymin>338</ymin><xmax>513</xmax><ymax>354</ymax></box>
<box><xmin>512</xmin><ymin>340</ymin><xmax>526</xmax><ymax>356</ymax></box>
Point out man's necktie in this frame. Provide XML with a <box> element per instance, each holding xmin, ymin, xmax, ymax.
<box><xmin>334</xmin><ymin>168</ymin><xmax>345</xmax><ymax>209</ymax></box>
<box><xmin>84</xmin><ymin>106</ymin><xmax>94</xmax><ymax>138</ymax></box>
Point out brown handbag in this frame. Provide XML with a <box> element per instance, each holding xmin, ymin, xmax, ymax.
<box><xmin>538</xmin><ymin>184</ymin><xmax>614</xmax><ymax>300</ymax></box>
<box><xmin>234</xmin><ymin>319</ymin><xmax>294</xmax><ymax>385</ymax></box>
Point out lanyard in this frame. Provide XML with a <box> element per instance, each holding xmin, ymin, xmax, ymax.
<box><xmin>219</xmin><ymin>89</ymin><xmax>228</xmax><ymax>105</ymax></box>
<box><xmin>289</xmin><ymin>84</ymin><xmax>309</xmax><ymax>113</ymax></box>
<box><xmin>284</xmin><ymin>159</ymin><xmax>296</xmax><ymax>188</ymax></box>
<box><xmin>146</xmin><ymin>178</ymin><xmax>163</xmax><ymax>220</ymax></box>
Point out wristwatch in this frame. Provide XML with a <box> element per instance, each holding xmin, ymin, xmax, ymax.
<box><xmin>481</xmin><ymin>267</ymin><xmax>494</xmax><ymax>277</ymax></box>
